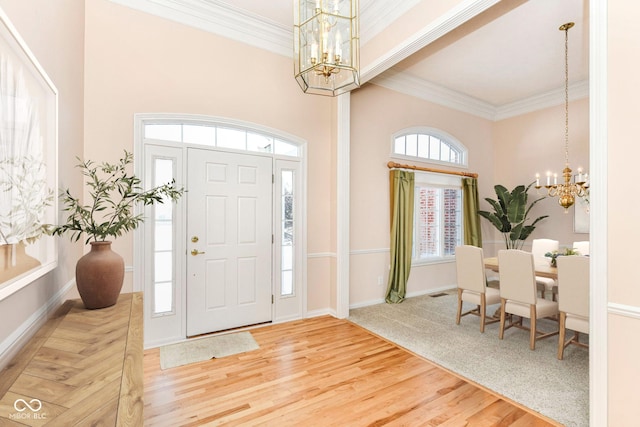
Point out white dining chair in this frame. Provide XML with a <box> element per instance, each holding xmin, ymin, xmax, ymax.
<box><xmin>572</xmin><ymin>241</ymin><xmax>590</xmax><ymax>256</ymax></box>
<box><xmin>557</xmin><ymin>255</ymin><xmax>590</xmax><ymax>359</ymax></box>
<box><xmin>455</xmin><ymin>245</ymin><xmax>501</xmax><ymax>332</ymax></box>
<box><xmin>531</xmin><ymin>238</ymin><xmax>559</xmax><ymax>299</ymax></box>
<box><xmin>498</xmin><ymin>249</ymin><xmax>559</xmax><ymax>350</ymax></box>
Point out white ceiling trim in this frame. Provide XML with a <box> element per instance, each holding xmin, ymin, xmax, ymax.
<box><xmin>109</xmin><ymin>0</ymin><xmax>292</xmax><ymax>56</ymax></box>
<box><xmin>372</xmin><ymin>68</ymin><xmax>496</xmax><ymax>120</ymax></box>
<box><xmin>109</xmin><ymin>0</ymin><xmax>420</xmax><ymax>57</ymax></box>
<box><xmin>373</xmin><ymin>70</ymin><xmax>589</xmax><ymax>121</ymax></box>
<box><xmin>494</xmin><ymin>80</ymin><xmax>589</xmax><ymax>121</ymax></box>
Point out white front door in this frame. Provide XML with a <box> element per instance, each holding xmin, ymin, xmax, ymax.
<box><xmin>186</xmin><ymin>148</ymin><xmax>273</xmax><ymax>336</ymax></box>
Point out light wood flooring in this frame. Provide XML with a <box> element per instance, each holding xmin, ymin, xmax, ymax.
<box><xmin>144</xmin><ymin>316</ymin><xmax>560</xmax><ymax>426</ymax></box>
<box><xmin>0</xmin><ymin>293</ymin><xmax>143</xmax><ymax>426</ymax></box>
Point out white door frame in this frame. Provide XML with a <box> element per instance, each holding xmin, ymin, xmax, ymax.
<box><xmin>134</xmin><ymin>114</ymin><xmax>308</xmax><ymax>348</ymax></box>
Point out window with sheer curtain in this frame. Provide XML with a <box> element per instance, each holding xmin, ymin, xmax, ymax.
<box><xmin>413</xmin><ymin>173</ymin><xmax>463</xmax><ymax>264</ymax></box>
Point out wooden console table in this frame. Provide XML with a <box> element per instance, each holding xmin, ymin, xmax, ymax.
<box><xmin>0</xmin><ymin>292</ymin><xmax>143</xmax><ymax>426</ymax></box>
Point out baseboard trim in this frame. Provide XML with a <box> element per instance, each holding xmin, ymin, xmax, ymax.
<box><xmin>306</xmin><ymin>308</ymin><xmax>335</xmax><ymax>318</ymax></box>
<box><xmin>348</xmin><ymin>285</ymin><xmax>456</xmax><ymax>310</ymax></box>
<box><xmin>0</xmin><ymin>278</ymin><xmax>76</xmax><ymax>370</ymax></box>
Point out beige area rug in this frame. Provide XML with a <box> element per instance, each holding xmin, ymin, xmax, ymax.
<box><xmin>159</xmin><ymin>331</ymin><xmax>259</xmax><ymax>370</ymax></box>
<box><xmin>349</xmin><ymin>292</ymin><xmax>589</xmax><ymax>427</ymax></box>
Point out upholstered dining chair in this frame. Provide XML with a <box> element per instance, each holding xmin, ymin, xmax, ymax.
<box><xmin>455</xmin><ymin>245</ymin><xmax>501</xmax><ymax>333</ymax></box>
<box><xmin>497</xmin><ymin>249</ymin><xmax>559</xmax><ymax>350</ymax></box>
<box><xmin>531</xmin><ymin>238</ymin><xmax>559</xmax><ymax>299</ymax></box>
<box><xmin>572</xmin><ymin>240</ymin><xmax>590</xmax><ymax>256</ymax></box>
<box><xmin>557</xmin><ymin>255</ymin><xmax>590</xmax><ymax>360</ymax></box>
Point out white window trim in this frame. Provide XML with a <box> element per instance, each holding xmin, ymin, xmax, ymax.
<box><xmin>411</xmin><ymin>171</ymin><xmax>463</xmax><ymax>266</ymax></box>
<box><xmin>134</xmin><ymin>113</ymin><xmax>308</xmax><ymax>348</ymax></box>
<box><xmin>391</xmin><ymin>126</ymin><xmax>468</xmax><ymax>168</ymax></box>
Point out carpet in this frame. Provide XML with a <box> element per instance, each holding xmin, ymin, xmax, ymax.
<box><xmin>159</xmin><ymin>331</ymin><xmax>259</xmax><ymax>370</ymax></box>
<box><xmin>349</xmin><ymin>293</ymin><xmax>588</xmax><ymax>427</ymax></box>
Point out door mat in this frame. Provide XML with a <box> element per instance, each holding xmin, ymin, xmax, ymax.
<box><xmin>159</xmin><ymin>331</ymin><xmax>259</xmax><ymax>370</ymax></box>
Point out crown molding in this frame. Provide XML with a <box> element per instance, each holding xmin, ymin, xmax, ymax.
<box><xmin>109</xmin><ymin>0</ymin><xmax>292</xmax><ymax>57</ymax></box>
<box><xmin>110</xmin><ymin>0</ymin><xmax>414</xmax><ymax>57</ymax></box>
<box><xmin>494</xmin><ymin>80</ymin><xmax>590</xmax><ymax>121</ymax></box>
<box><xmin>373</xmin><ymin>69</ymin><xmax>589</xmax><ymax>121</ymax></box>
<box><xmin>372</xmin><ymin>68</ymin><xmax>496</xmax><ymax>120</ymax></box>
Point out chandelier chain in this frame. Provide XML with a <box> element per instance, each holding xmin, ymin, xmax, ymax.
<box><xmin>564</xmin><ymin>24</ymin><xmax>570</xmax><ymax>166</ymax></box>
<box><xmin>534</xmin><ymin>21</ymin><xmax>588</xmax><ymax>212</ymax></box>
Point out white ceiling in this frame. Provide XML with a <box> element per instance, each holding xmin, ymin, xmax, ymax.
<box><xmin>390</xmin><ymin>0</ymin><xmax>589</xmax><ymax>106</ymax></box>
<box><xmin>112</xmin><ymin>0</ymin><xmax>589</xmax><ymax>119</ymax></box>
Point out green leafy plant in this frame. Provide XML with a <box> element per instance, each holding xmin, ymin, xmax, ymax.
<box><xmin>50</xmin><ymin>151</ymin><xmax>183</xmax><ymax>243</ymax></box>
<box><xmin>545</xmin><ymin>248</ymin><xmax>580</xmax><ymax>267</ymax></box>
<box><xmin>478</xmin><ymin>182</ymin><xmax>548</xmax><ymax>249</ymax></box>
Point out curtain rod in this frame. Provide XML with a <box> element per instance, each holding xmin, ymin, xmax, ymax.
<box><xmin>387</xmin><ymin>161</ymin><xmax>478</xmax><ymax>179</ymax></box>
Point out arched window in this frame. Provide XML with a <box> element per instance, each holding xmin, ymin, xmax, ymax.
<box><xmin>392</xmin><ymin>127</ymin><xmax>467</xmax><ymax>167</ymax></box>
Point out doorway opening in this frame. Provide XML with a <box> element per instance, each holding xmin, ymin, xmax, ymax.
<box><xmin>134</xmin><ymin>114</ymin><xmax>307</xmax><ymax>348</ymax></box>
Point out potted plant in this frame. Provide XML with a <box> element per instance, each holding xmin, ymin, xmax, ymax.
<box><xmin>50</xmin><ymin>151</ymin><xmax>183</xmax><ymax>309</ymax></box>
<box><xmin>478</xmin><ymin>182</ymin><xmax>548</xmax><ymax>249</ymax></box>
<box><xmin>545</xmin><ymin>247</ymin><xmax>580</xmax><ymax>267</ymax></box>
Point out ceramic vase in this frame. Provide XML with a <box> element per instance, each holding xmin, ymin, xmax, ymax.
<box><xmin>75</xmin><ymin>241</ymin><xmax>124</xmax><ymax>309</ymax></box>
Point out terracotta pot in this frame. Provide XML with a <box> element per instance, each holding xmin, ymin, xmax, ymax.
<box><xmin>76</xmin><ymin>241</ymin><xmax>124</xmax><ymax>309</ymax></box>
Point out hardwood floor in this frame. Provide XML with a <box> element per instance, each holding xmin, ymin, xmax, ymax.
<box><xmin>144</xmin><ymin>316</ymin><xmax>559</xmax><ymax>426</ymax></box>
<box><xmin>0</xmin><ymin>293</ymin><xmax>143</xmax><ymax>426</ymax></box>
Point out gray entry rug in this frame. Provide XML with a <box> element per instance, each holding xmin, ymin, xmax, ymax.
<box><xmin>349</xmin><ymin>293</ymin><xmax>588</xmax><ymax>427</ymax></box>
<box><xmin>160</xmin><ymin>331</ymin><xmax>259</xmax><ymax>370</ymax></box>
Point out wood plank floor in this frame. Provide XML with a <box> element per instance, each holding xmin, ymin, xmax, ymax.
<box><xmin>144</xmin><ymin>316</ymin><xmax>559</xmax><ymax>426</ymax></box>
<box><xmin>0</xmin><ymin>293</ymin><xmax>143</xmax><ymax>426</ymax></box>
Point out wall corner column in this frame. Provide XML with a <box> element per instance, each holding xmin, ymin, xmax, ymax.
<box><xmin>336</xmin><ymin>93</ymin><xmax>350</xmax><ymax>319</ymax></box>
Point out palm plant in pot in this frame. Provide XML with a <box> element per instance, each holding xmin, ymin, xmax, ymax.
<box><xmin>478</xmin><ymin>182</ymin><xmax>548</xmax><ymax>249</ymax></box>
<box><xmin>50</xmin><ymin>151</ymin><xmax>183</xmax><ymax>309</ymax></box>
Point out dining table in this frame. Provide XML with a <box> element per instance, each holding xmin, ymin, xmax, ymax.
<box><xmin>483</xmin><ymin>256</ymin><xmax>558</xmax><ymax>280</ymax></box>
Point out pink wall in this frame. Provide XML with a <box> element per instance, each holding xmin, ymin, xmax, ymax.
<box><xmin>492</xmin><ymin>98</ymin><xmax>590</xmax><ymax>251</ymax></box>
<box><xmin>349</xmin><ymin>84</ymin><xmax>495</xmax><ymax>304</ymax></box>
<box><xmin>83</xmin><ymin>0</ymin><xmax>335</xmax><ymax>312</ymax></box>
<box><xmin>0</xmin><ymin>0</ymin><xmax>84</xmax><ymax>362</ymax></box>
<box><xmin>361</xmin><ymin>0</ymin><xmax>466</xmax><ymax>69</ymax></box>
<box><xmin>607</xmin><ymin>1</ymin><xmax>640</xmax><ymax>422</ymax></box>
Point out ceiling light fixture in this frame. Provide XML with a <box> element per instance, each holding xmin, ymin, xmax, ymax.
<box><xmin>535</xmin><ymin>22</ymin><xmax>588</xmax><ymax>212</ymax></box>
<box><xmin>294</xmin><ymin>0</ymin><xmax>360</xmax><ymax>96</ymax></box>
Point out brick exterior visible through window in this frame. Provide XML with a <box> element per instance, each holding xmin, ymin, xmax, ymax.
<box><xmin>414</xmin><ymin>185</ymin><xmax>462</xmax><ymax>260</ymax></box>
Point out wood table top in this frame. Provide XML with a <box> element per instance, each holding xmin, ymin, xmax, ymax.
<box><xmin>484</xmin><ymin>256</ymin><xmax>558</xmax><ymax>279</ymax></box>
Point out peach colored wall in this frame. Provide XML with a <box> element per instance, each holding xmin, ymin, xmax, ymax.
<box><xmin>491</xmin><ymin>98</ymin><xmax>590</xmax><ymax>253</ymax></box>
<box><xmin>608</xmin><ymin>1</ymin><xmax>640</xmax><ymax>423</ymax></box>
<box><xmin>349</xmin><ymin>84</ymin><xmax>495</xmax><ymax>305</ymax></box>
<box><xmin>0</xmin><ymin>0</ymin><xmax>84</xmax><ymax>361</ymax></box>
<box><xmin>361</xmin><ymin>0</ymin><xmax>465</xmax><ymax>68</ymax></box>
<box><xmin>84</xmin><ymin>0</ymin><xmax>334</xmax><ymax>312</ymax></box>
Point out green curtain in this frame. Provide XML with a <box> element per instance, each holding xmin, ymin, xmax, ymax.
<box><xmin>385</xmin><ymin>170</ymin><xmax>414</xmax><ymax>304</ymax></box>
<box><xmin>462</xmin><ymin>177</ymin><xmax>482</xmax><ymax>247</ymax></box>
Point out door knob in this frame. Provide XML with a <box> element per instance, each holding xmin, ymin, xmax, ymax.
<box><xmin>191</xmin><ymin>249</ymin><xmax>205</xmax><ymax>256</ymax></box>
<box><xmin>191</xmin><ymin>236</ymin><xmax>199</xmax><ymax>243</ymax></box>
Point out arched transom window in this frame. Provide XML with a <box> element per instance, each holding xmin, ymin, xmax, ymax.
<box><xmin>392</xmin><ymin>127</ymin><xmax>467</xmax><ymax>167</ymax></box>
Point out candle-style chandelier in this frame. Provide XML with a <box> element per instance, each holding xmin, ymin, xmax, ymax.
<box><xmin>294</xmin><ymin>0</ymin><xmax>360</xmax><ymax>96</ymax></box>
<box><xmin>535</xmin><ymin>22</ymin><xmax>589</xmax><ymax>212</ymax></box>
